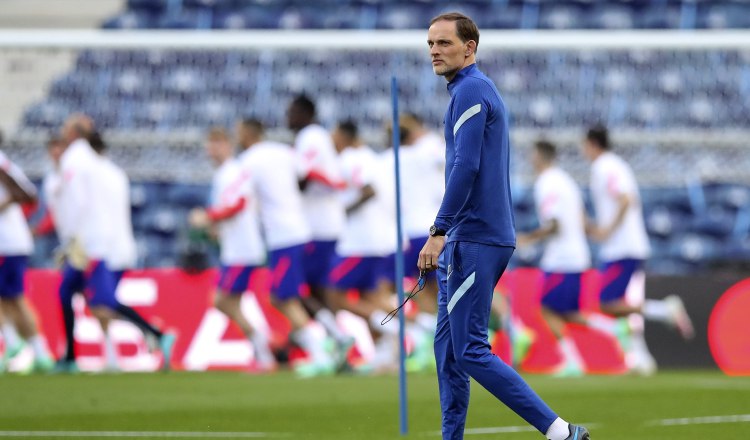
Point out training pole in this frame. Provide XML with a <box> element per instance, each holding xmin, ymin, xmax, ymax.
<box><xmin>391</xmin><ymin>75</ymin><xmax>408</xmax><ymax>436</ymax></box>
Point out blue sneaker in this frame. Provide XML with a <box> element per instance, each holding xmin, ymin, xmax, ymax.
<box><xmin>565</xmin><ymin>424</ymin><xmax>590</xmax><ymax>440</ymax></box>
<box><xmin>3</xmin><ymin>341</ymin><xmax>25</xmax><ymax>362</ymax></box>
<box><xmin>511</xmin><ymin>327</ymin><xmax>535</xmax><ymax>367</ymax></box>
<box><xmin>552</xmin><ymin>360</ymin><xmax>585</xmax><ymax>378</ymax></box>
<box><xmin>159</xmin><ymin>333</ymin><xmax>177</xmax><ymax>371</ymax></box>
<box><xmin>32</xmin><ymin>356</ymin><xmax>55</xmax><ymax>374</ymax></box>
<box><xmin>294</xmin><ymin>360</ymin><xmax>335</xmax><ymax>379</ymax></box>
<box><xmin>334</xmin><ymin>336</ymin><xmax>356</xmax><ymax>373</ymax></box>
<box><xmin>614</xmin><ymin>318</ymin><xmax>630</xmax><ymax>353</ymax></box>
<box><xmin>406</xmin><ymin>332</ymin><xmax>435</xmax><ymax>373</ymax></box>
<box><xmin>52</xmin><ymin>359</ymin><xmax>79</xmax><ymax>374</ymax></box>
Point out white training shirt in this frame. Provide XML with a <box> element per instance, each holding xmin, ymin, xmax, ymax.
<box><xmin>97</xmin><ymin>157</ymin><xmax>137</xmax><ymax>271</ymax></box>
<box><xmin>238</xmin><ymin>141</ymin><xmax>311</xmax><ymax>251</ymax></box>
<box><xmin>58</xmin><ymin>139</ymin><xmax>114</xmax><ymax>260</ymax></box>
<box><xmin>42</xmin><ymin>168</ymin><xmax>69</xmax><ymax>241</ymax></box>
<box><xmin>0</xmin><ymin>150</ymin><xmax>34</xmax><ymax>256</ymax></box>
<box><xmin>294</xmin><ymin>124</ymin><xmax>345</xmax><ymax>241</ymax></box>
<box><xmin>590</xmin><ymin>152</ymin><xmax>651</xmax><ymax>262</ymax></box>
<box><xmin>398</xmin><ymin>132</ymin><xmax>445</xmax><ymax>238</ymax></box>
<box><xmin>336</xmin><ymin>146</ymin><xmax>398</xmax><ymax>257</ymax></box>
<box><xmin>534</xmin><ymin>166</ymin><xmax>591</xmax><ymax>273</ymax></box>
<box><xmin>210</xmin><ymin>158</ymin><xmax>265</xmax><ymax>266</ymax></box>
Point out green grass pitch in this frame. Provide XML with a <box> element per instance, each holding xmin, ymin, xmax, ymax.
<box><xmin>0</xmin><ymin>370</ymin><xmax>746</xmax><ymax>439</ymax></box>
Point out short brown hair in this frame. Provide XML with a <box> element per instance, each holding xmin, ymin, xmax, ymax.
<box><xmin>207</xmin><ymin>126</ymin><xmax>230</xmax><ymax>142</ymax></box>
<box><xmin>240</xmin><ymin>118</ymin><xmax>265</xmax><ymax>135</ymax></box>
<box><xmin>586</xmin><ymin>124</ymin><xmax>610</xmax><ymax>150</ymax></box>
<box><xmin>430</xmin><ymin>12</ymin><xmax>480</xmax><ymax>51</ymax></box>
<box><xmin>534</xmin><ymin>140</ymin><xmax>557</xmax><ymax>162</ymax></box>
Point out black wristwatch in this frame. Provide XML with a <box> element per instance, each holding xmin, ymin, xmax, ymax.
<box><xmin>429</xmin><ymin>225</ymin><xmax>447</xmax><ymax>237</ymax></box>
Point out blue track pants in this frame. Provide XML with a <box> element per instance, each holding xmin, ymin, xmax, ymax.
<box><xmin>434</xmin><ymin>241</ymin><xmax>558</xmax><ymax>439</ymax></box>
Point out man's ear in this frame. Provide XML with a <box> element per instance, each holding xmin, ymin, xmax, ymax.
<box><xmin>465</xmin><ymin>40</ymin><xmax>477</xmax><ymax>57</ymax></box>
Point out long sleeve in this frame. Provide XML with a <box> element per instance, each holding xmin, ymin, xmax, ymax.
<box><xmin>434</xmin><ymin>87</ymin><xmax>487</xmax><ymax>232</ymax></box>
<box><xmin>61</xmin><ymin>163</ymin><xmax>89</xmax><ymax>243</ymax></box>
<box><xmin>207</xmin><ymin>197</ymin><xmax>246</xmax><ymax>222</ymax></box>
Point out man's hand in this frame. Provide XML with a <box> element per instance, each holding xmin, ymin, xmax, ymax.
<box><xmin>516</xmin><ymin>233</ymin><xmax>532</xmax><ymax>248</ymax></box>
<box><xmin>418</xmin><ymin>235</ymin><xmax>446</xmax><ymax>272</ymax></box>
<box><xmin>588</xmin><ymin>225</ymin><xmax>611</xmax><ymax>242</ymax></box>
<box><xmin>189</xmin><ymin>208</ymin><xmax>210</xmax><ymax>229</ymax></box>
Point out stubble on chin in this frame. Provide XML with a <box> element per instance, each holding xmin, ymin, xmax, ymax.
<box><xmin>433</xmin><ymin>65</ymin><xmax>456</xmax><ymax>78</ymax></box>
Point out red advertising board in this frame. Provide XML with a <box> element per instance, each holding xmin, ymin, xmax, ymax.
<box><xmin>12</xmin><ymin>267</ymin><xmax>749</xmax><ymax>374</ymax></box>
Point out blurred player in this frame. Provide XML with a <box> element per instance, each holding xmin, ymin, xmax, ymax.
<box><xmin>396</xmin><ymin>113</ymin><xmax>443</xmax><ymax>326</ymax></box>
<box><xmin>236</xmin><ymin>119</ymin><xmax>337</xmax><ymax>376</ymax></box>
<box><xmin>0</xmin><ymin>136</ymin><xmax>54</xmax><ymax>372</ymax></box>
<box><xmin>328</xmin><ymin>120</ymin><xmax>401</xmax><ymax>372</ymax></box>
<box><xmin>88</xmin><ymin>131</ymin><xmax>176</xmax><ymax>370</ymax></box>
<box><xmin>54</xmin><ymin>114</ymin><xmax>140</xmax><ymax>372</ymax></box>
<box><xmin>583</xmin><ymin>124</ymin><xmax>694</xmax><ymax>375</ymax></box>
<box><xmin>189</xmin><ymin>127</ymin><xmax>276</xmax><ymax>372</ymax></box>
<box><xmin>517</xmin><ymin>140</ymin><xmax>591</xmax><ymax>377</ymax></box>
<box><xmin>286</xmin><ymin>95</ymin><xmax>346</xmax><ymax>325</ymax></box>
<box><xmin>33</xmin><ymin>136</ymin><xmax>66</xmax><ymax>238</ymax></box>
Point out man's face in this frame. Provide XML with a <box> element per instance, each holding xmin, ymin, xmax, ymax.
<box><xmin>531</xmin><ymin>148</ymin><xmax>545</xmax><ymax>174</ymax></box>
<box><xmin>47</xmin><ymin>142</ymin><xmax>65</xmax><ymax>165</ymax></box>
<box><xmin>205</xmin><ymin>139</ymin><xmax>230</xmax><ymax>166</ymax></box>
<box><xmin>236</xmin><ymin>122</ymin><xmax>250</xmax><ymax>148</ymax></box>
<box><xmin>428</xmin><ymin>20</ymin><xmax>470</xmax><ymax>79</ymax></box>
<box><xmin>331</xmin><ymin>127</ymin><xmax>349</xmax><ymax>153</ymax></box>
<box><xmin>60</xmin><ymin>120</ymin><xmax>75</xmax><ymax>145</ymax></box>
<box><xmin>286</xmin><ymin>103</ymin><xmax>306</xmax><ymax>132</ymax></box>
<box><xmin>581</xmin><ymin>138</ymin><xmax>598</xmax><ymax>162</ymax></box>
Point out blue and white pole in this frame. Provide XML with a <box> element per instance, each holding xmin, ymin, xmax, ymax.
<box><xmin>391</xmin><ymin>75</ymin><xmax>408</xmax><ymax>436</ymax></box>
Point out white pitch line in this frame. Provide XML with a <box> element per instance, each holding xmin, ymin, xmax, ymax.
<box><xmin>422</xmin><ymin>425</ymin><xmax>535</xmax><ymax>436</ymax></box>
<box><xmin>425</xmin><ymin>423</ymin><xmax>599</xmax><ymax>436</ymax></box>
<box><xmin>651</xmin><ymin>414</ymin><xmax>750</xmax><ymax>426</ymax></box>
<box><xmin>464</xmin><ymin>426</ymin><xmax>536</xmax><ymax>435</ymax></box>
<box><xmin>0</xmin><ymin>432</ymin><xmax>287</xmax><ymax>438</ymax></box>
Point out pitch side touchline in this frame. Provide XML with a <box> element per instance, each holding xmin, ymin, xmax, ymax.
<box><xmin>423</xmin><ymin>423</ymin><xmax>599</xmax><ymax>436</ymax></box>
<box><xmin>650</xmin><ymin>414</ymin><xmax>750</xmax><ymax>426</ymax></box>
<box><xmin>0</xmin><ymin>432</ymin><xmax>288</xmax><ymax>438</ymax></box>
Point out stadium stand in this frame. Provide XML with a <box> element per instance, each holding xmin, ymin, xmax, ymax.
<box><xmin>102</xmin><ymin>0</ymin><xmax>750</xmax><ymax>31</ymax></box>
<box><xmin>3</xmin><ymin>1</ymin><xmax>749</xmax><ymax>274</ymax></box>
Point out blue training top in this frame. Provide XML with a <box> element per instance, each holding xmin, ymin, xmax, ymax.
<box><xmin>433</xmin><ymin>63</ymin><xmax>516</xmax><ymax>247</ymax></box>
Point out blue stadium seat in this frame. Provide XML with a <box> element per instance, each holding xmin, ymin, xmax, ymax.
<box><xmin>699</xmin><ymin>1</ymin><xmax>750</xmax><ymax>29</ymax></box>
<box><xmin>587</xmin><ymin>3</ymin><xmax>635</xmax><ymax>29</ymax></box>
<box><xmin>158</xmin><ymin>10</ymin><xmax>209</xmax><ymax>29</ymax></box>
<box><xmin>132</xmin><ymin>182</ymin><xmax>169</xmax><ymax>209</ymax></box>
<box><xmin>480</xmin><ymin>3</ymin><xmax>524</xmax><ymax>29</ymax></box>
<box><xmin>22</xmin><ymin>101</ymin><xmax>69</xmax><ymax>130</ymax></box>
<box><xmin>167</xmin><ymin>183</ymin><xmax>210</xmax><ymax>208</ymax></box>
<box><xmin>218</xmin><ymin>5</ymin><xmax>285</xmax><ymax>29</ymax></box>
<box><xmin>183</xmin><ymin>0</ymin><xmax>235</xmax><ymax>8</ymax></box>
<box><xmin>102</xmin><ymin>11</ymin><xmax>158</xmax><ymax>29</ymax></box>
<box><xmin>277</xmin><ymin>5</ymin><xmax>330</xmax><ymax>29</ymax></box>
<box><xmin>724</xmin><ymin>237</ymin><xmax>750</xmax><ymax>262</ymax></box>
<box><xmin>127</xmin><ymin>0</ymin><xmax>168</xmax><ymax>12</ymax></box>
<box><xmin>322</xmin><ymin>5</ymin><xmax>372</xmax><ymax>29</ymax></box>
<box><xmin>139</xmin><ymin>206</ymin><xmax>182</xmax><ymax>236</ymax></box>
<box><xmin>538</xmin><ymin>2</ymin><xmax>587</xmax><ymax>30</ymax></box>
<box><xmin>634</xmin><ymin>3</ymin><xmax>683</xmax><ymax>29</ymax></box>
<box><xmin>646</xmin><ymin>207</ymin><xmax>691</xmax><ymax>239</ymax></box>
<box><xmin>690</xmin><ymin>207</ymin><xmax>736</xmax><ymax>240</ymax></box>
<box><xmin>704</xmin><ymin>183</ymin><xmax>750</xmax><ymax>211</ymax></box>
<box><xmin>376</xmin><ymin>3</ymin><xmax>432</xmax><ymax>29</ymax></box>
<box><xmin>667</xmin><ymin>233</ymin><xmax>723</xmax><ymax>266</ymax></box>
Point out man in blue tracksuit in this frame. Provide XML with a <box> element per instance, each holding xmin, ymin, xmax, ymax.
<box><xmin>419</xmin><ymin>13</ymin><xmax>591</xmax><ymax>440</ymax></box>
